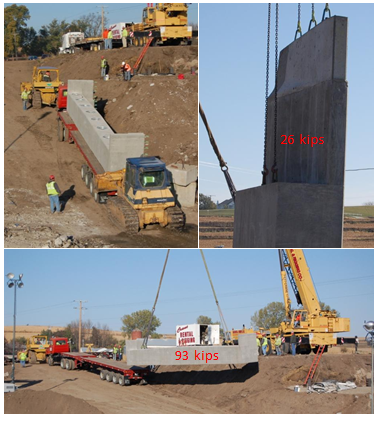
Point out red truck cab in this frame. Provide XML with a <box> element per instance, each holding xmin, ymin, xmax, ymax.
<box><xmin>46</xmin><ymin>337</ymin><xmax>70</xmax><ymax>365</ymax></box>
<box><xmin>57</xmin><ymin>84</ymin><xmax>68</xmax><ymax>110</ymax></box>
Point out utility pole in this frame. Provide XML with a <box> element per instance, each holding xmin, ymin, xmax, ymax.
<box><xmin>97</xmin><ymin>5</ymin><xmax>108</xmax><ymax>37</ymax></box>
<box><xmin>14</xmin><ymin>32</ymin><xmax>17</xmax><ymax>59</ymax></box>
<box><xmin>74</xmin><ymin>300</ymin><xmax>88</xmax><ymax>352</ymax></box>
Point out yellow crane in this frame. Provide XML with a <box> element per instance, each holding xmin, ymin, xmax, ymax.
<box><xmin>231</xmin><ymin>249</ymin><xmax>350</xmax><ymax>354</ymax></box>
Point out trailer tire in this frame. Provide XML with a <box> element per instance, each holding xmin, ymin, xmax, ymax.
<box><xmin>65</xmin><ymin>359</ymin><xmax>72</xmax><ymax>370</ymax></box>
<box><xmin>69</xmin><ymin>359</ymin><xmax>75</xmax><ymax>370</ymax></box>
<box><xmin>100</xmin><ymin>370</ymin><xmax>107</xmax><ymax>380</ymax></box>
<box><xmin>89</xmin><ymin>178</ymin><xmax>95</xmax><ymax>196</ymax></box>
<box><xmin>106</xmin><ymin>371</ymin><xmax>113</xmax><ymax>382</ymax></box>
<box><xmin>57</xmin><ymin>119</ymin><xmax>65</xmax><ymax>142</ymax></box>
<box><xmin>112</xmin><ymin>373</ymin><xmax>120</xmax><ymax>384</ymax></box>
<box><xmin>61</xmin><ymin>358</ymin><xmax>66</xmax><ymax>369</ymax></box>
<box><xmin>48</xmin><ymin>356</ymin><xmax>54</xmax><ymax>366</ymax></box>
<box><xmin>118</xmin><ymin>375</ymin><xmax>125</xmax><ymax>386</ymax></box>
<box><xmin>85</xmin><ymin>171</ymin><xmax>92</xmax><ymax>188</ymax></box>
<box><xmin>94</xmin><ymin>191</ymin><xmax>101</xmax><ymax>203</ymax></box>
<box><xmin>29</xmin><ymin>352</ymin><xmax>37</xmax><ymax>364</ymax></box>
<box><xmin>81</xmin><ymin>165</ymin><xmax>88</xmax><ymax>181</ymax></box>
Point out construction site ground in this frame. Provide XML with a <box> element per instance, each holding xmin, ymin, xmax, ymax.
<box><xmin>4</xmin><ymin>344</ymin><xmax>372</xmax><ymax>414</ymax></box>
<box><xmin>4</xmin><ymin>46</ymin><xmax>198</xmax><ymax>248</ymax></box>
<box><xmin>199</xmin><ymin>207</ymin><xmax>374</xmax><ymax>248</ymax></box>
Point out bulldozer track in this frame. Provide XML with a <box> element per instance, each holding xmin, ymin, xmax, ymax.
<box><xmin>167</xmin><ymin>206</ymin><xmax>185</xmax><ymax>230</ymax></box>
<box><xmin>106</xmin><ymin>196</ymin><xmax>139</xmax><ymax>234</ymax></box>
<box><xmin>33</xmin><ymin>91</ymin><xmax>42</xmax><ymax>109</ymax></box>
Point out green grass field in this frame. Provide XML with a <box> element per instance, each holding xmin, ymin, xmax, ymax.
<box><xmin>200</xmin><ymin>206</ymin><xmax>374</xmax><ymax>218</ymax></box>
<box><xmin>344</xmin><ymin>206</ymin><xmax>374</xmax><ymax>218</ymax></box>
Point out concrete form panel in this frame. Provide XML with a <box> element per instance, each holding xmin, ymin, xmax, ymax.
<box><xmin>67</xmin><ymin>80</ymin><xmax>145</xmax><ymax>172</ymax></box>
<box><xmin>126</xmin><ymin>334</ymin><xmax>258</xmax><ymax>366</ymax></box>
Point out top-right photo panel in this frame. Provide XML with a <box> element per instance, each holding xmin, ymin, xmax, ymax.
<box><xmin>199</xmin><ymin>3</ymin><xmax>374</xmax><ymax>249</ymax></box>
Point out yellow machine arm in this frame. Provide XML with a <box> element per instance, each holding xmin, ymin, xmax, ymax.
<box><xmin>280</xmin><ymin>249</ymin><xmax>322</xmax><ymax>316</ymax></box>
<box><xmin>278</xmin><ymin>250</ymin><xmax>292</xmax><ymax>317</ymax></box>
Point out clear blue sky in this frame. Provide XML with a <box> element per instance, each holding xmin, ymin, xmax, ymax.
<box><xmin>3</xmin><ymin>249</ymin><xmax>374</xmax><ymax>337</ymax></box>
<box><xmin>199</xmin><ymin>3</ymin><xmax>374</xmax><ymax>205</ymax></box>
<box><xmin>5</xmin><ymin>2</ymin><xmax>198</xmax><ymax>30</ymax></box>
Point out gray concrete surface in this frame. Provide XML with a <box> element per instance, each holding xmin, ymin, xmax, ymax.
<box><xmin>126</xmin><ymin>333</ymin><xmax>258</xmax><ymax>366</ymax></box>
<box><xmin>233</xmin><ymin>183</ymin><xmax>344</xmax><ymax>248</ymax></box>
<box><xmin>67</xmin><ymin>80</ymin><xmax>145</xmax><ymax>172</ymax></box>
<box><xmin>233</xmin><ymin>16</ymin><xmax>347</xmax><ymax>248</ymax></box>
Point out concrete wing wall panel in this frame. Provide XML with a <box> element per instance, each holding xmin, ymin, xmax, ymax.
<box><xmin>126</xmin><ymin>334</ymin><xmax>258</xmax><ymax>366</ymax></box>
<box><xmin>233</xmin><ymin>183</ymin><xmax>343</xmax><ymax>248</ymax></box>
<box><xmin>266</xmin><ymin>80</ymin><xmax>347</xmax><ymax>185</ymax></box>
<box><xmin>277</xmin><ymin>16</ymin><xmax>347</xmax><ymax>96</ymax></box>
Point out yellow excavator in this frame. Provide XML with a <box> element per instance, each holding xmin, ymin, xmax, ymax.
<box><xmin>231</xmin><ymin>249</ymin><xmax>350</xmax><ymax>354</ymax></box>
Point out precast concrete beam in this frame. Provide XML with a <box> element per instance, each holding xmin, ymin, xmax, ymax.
<box><xmin>126</xmin><ymin>333</ymin><xmax>258</xmax><ymax>366</ymax></box>
<box><xmin>67</xmin><ymin>80</ymin><xmax>145</xmax><ymax>172</ymax></box>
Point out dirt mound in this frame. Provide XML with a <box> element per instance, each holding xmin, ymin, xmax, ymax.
<box><xmin>149</xmin><ymin>354</ymin><xmax>372</xmax><ymax>414</ymax></box>
<box><xmin>4</xmin><ymin>389</ymin><xmax>102</xmax><ymax>414</ymax></box>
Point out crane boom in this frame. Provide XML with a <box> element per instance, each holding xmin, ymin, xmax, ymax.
<box><xmin>282</xmin><ymin>249</ymin><xmax>322</xmax><ymax>315</ymax></box>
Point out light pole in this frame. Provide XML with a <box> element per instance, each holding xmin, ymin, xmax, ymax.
<box><xmin>6</xmin><ymin>273</ymin><xmax>24</xmax><ymax>385</ymax></box>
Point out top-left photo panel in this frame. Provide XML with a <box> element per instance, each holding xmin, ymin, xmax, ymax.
<box><xmin>4</xmin><ymin>2</ymin><xmax>198</xmax><ymax>249</ymax></box>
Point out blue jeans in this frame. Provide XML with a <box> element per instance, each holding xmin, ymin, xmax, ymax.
<box><xmin>101</xmin><ymin>67</ymin><xmax>106</xmax><ymax>78</ymax></box>
<box><xmin>276</xmin><ymin>345</ymin><xmax>281</xmax><ymax>356</ymax></box>
<box><xmin>262</xmin><ymin>345</ymin><xmax>267</xmax><ymax>356</ymax></box>
<box><xmin>108</xmin><ymin>39</ymin><xmax>113</xmax><ymax>49</ymax></box>
<box><xmin>124</xmin><ymin>71</ymin><xmax>131</xmax><ymax>81</ymax></box>
<box><xmin>104</xmin><ymin>39</ymin><xmax>108</xmax><ymax>49</ymax></box>
<box><xmin>291</xmin><ymin>343</ymin><xmax>296</xmax><ymax>356</ymax></box>
<box><xmin>49</xmin><ymin>195</ymin><xmax>61</xmax><ymax>213</ymax></box>
<box><xmin>21</xmin><ymin>360</ymin><xmax>26</xmax><ymax>367</ymax></box>
<box><xmin>23</xmin><ymin>100</ymin><xmax>28</xmax><ymax>110</ymax></box>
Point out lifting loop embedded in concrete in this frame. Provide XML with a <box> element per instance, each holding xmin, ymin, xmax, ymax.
<box><xmin>308</xmin><ymin>3</ymin><xmax>317</xmax><ymax>31</ymax></box>
<box><xmin>294</xmin><ymin>3</ymin><xmax>303</xmax><ymax>40</ymax></box>
<box><xmin>322</xmin><ymin>3</ymin><xmax>332</xmax><ymax>22</ymax></box>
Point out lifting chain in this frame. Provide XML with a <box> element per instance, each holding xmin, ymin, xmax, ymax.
<box><xmin>294</xmin><ymin>3</ymin><xmax>302</xmax><ymax>40</ymax></box>
<box><xmin>262</xmin><ymin>3</ymin><xmax>271</xmax><ymax>185</ymax></box>
<box><xmin>322</xmin><ymin>3</ymin><xmax>331</xmax><ymax>21</ymax></box>
<box><xmin>142</xmin><ymin>249</ymin><xmax>170</xmax><ymax>349</ymax></box>
<box><xmin>199</xmin><ymin>103</ymin><xmax>237</xmax><ymax>202</ymax></box>
<box><xmin>200</xmin><ymin>250</ymin><xmax>232</xmax><ymax>344</ymax></box>
<box><xmin>308</xmin><ymin>3</ymin><xmax>317</xmax><ymax>30</ymax></box>
<box><xmin>272</xmin><ymin>3</ymin><xmax>279</xmax><ymax>183</ymax></box>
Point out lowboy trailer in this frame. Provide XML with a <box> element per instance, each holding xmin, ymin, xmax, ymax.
<box><xmin>57</xmin><ymin>352</ymin><xmax>150</xmax><ymax>386</ymax></box>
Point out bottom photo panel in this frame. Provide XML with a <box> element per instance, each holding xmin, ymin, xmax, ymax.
<box><xmin>4</xmin><ymin>248</ymin><xmax>374</xmax><ymax>414</ymax></box>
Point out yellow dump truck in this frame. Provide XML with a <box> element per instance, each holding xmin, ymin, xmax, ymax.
<box><xmin>21</xmin><ymin>66</ymin><xmax>61</xmax><ymax>108</ymax></box>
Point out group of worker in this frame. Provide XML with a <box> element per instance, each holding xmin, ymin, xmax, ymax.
<box><xmin>100</xmin><ymin>57</ymin><xmax>132</xmax><ymax>82</ymax></box>
<box><xmin>257</xmin><ymin>331</ymin><xmax>298</xmax><ymax>357</ymax></box>
<box><xmin>103</xmin><ymin>26</ymin><xmax>131</xmax><ymax>50</ymax></box>
<box><xmin>113</xmin><ymin>344</ymin><xmax>123</xmax><ymax>361</ymax></box>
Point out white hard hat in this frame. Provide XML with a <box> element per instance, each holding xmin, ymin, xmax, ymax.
<box><xmin>122</xmin><ymin>62</ymin><xmax>125</xmax><ymax>65</ymax></box>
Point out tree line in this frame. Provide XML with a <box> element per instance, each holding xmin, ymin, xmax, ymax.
<box><xmin>5</xmin><ymin>4</ymin><xmax>108</xmax><ymax>57</ymax></box>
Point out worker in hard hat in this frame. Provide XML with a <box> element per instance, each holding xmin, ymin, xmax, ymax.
<box><xmin>107</xmin><ymin>28</ymin><xmax>113</xmax><ymax>50</ymax></box>
<box><xmin>100</xmin><ymin>56</ymin><xmax>107</xmax><ymax>79</ymax></box>
<box><xmin>19</xmin><ymin>350</ymin><xmax>27</xmax><ymax>367</ymax></box>
<box><xmin>122</xmin><ymin>26</ymin><xmax>128</xmax><ymax>48</ymax></box>
<box><xmin>103</xmin><ymin>27</ymin><xmax>109</xmax><ymax>49</ymax></box>
<box><xmin>275</xmin><ymin>333</ymin><xmax>282</xmax><ymax>356</ymax></box>
<box><xmin>43</xmin><ymin>71</ymin><xmax>51</xmax><ymax>82</ymax></box>
<box><xmin>256</xmin><ymin>336</ymin><xmax>261</xmax><ymax>355</ymax></box>
<box><xmin>120</xmin><ymin>61</ymin><xmax>132</xmax><ymax>82</ymax></box>
<box><xmin>261</xmin><ymin>334</ymin><xmax>268</xmax><ymax>356</ymax></box>
<box><xmin>21</xmin><ymin>87</ymin><xmax>30</xmax><ymax>111</ymax></box>
<box><xmin>46</xmin><ymin>175</ymin><xmax>61</xmax><ymax>214</ymax></box>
